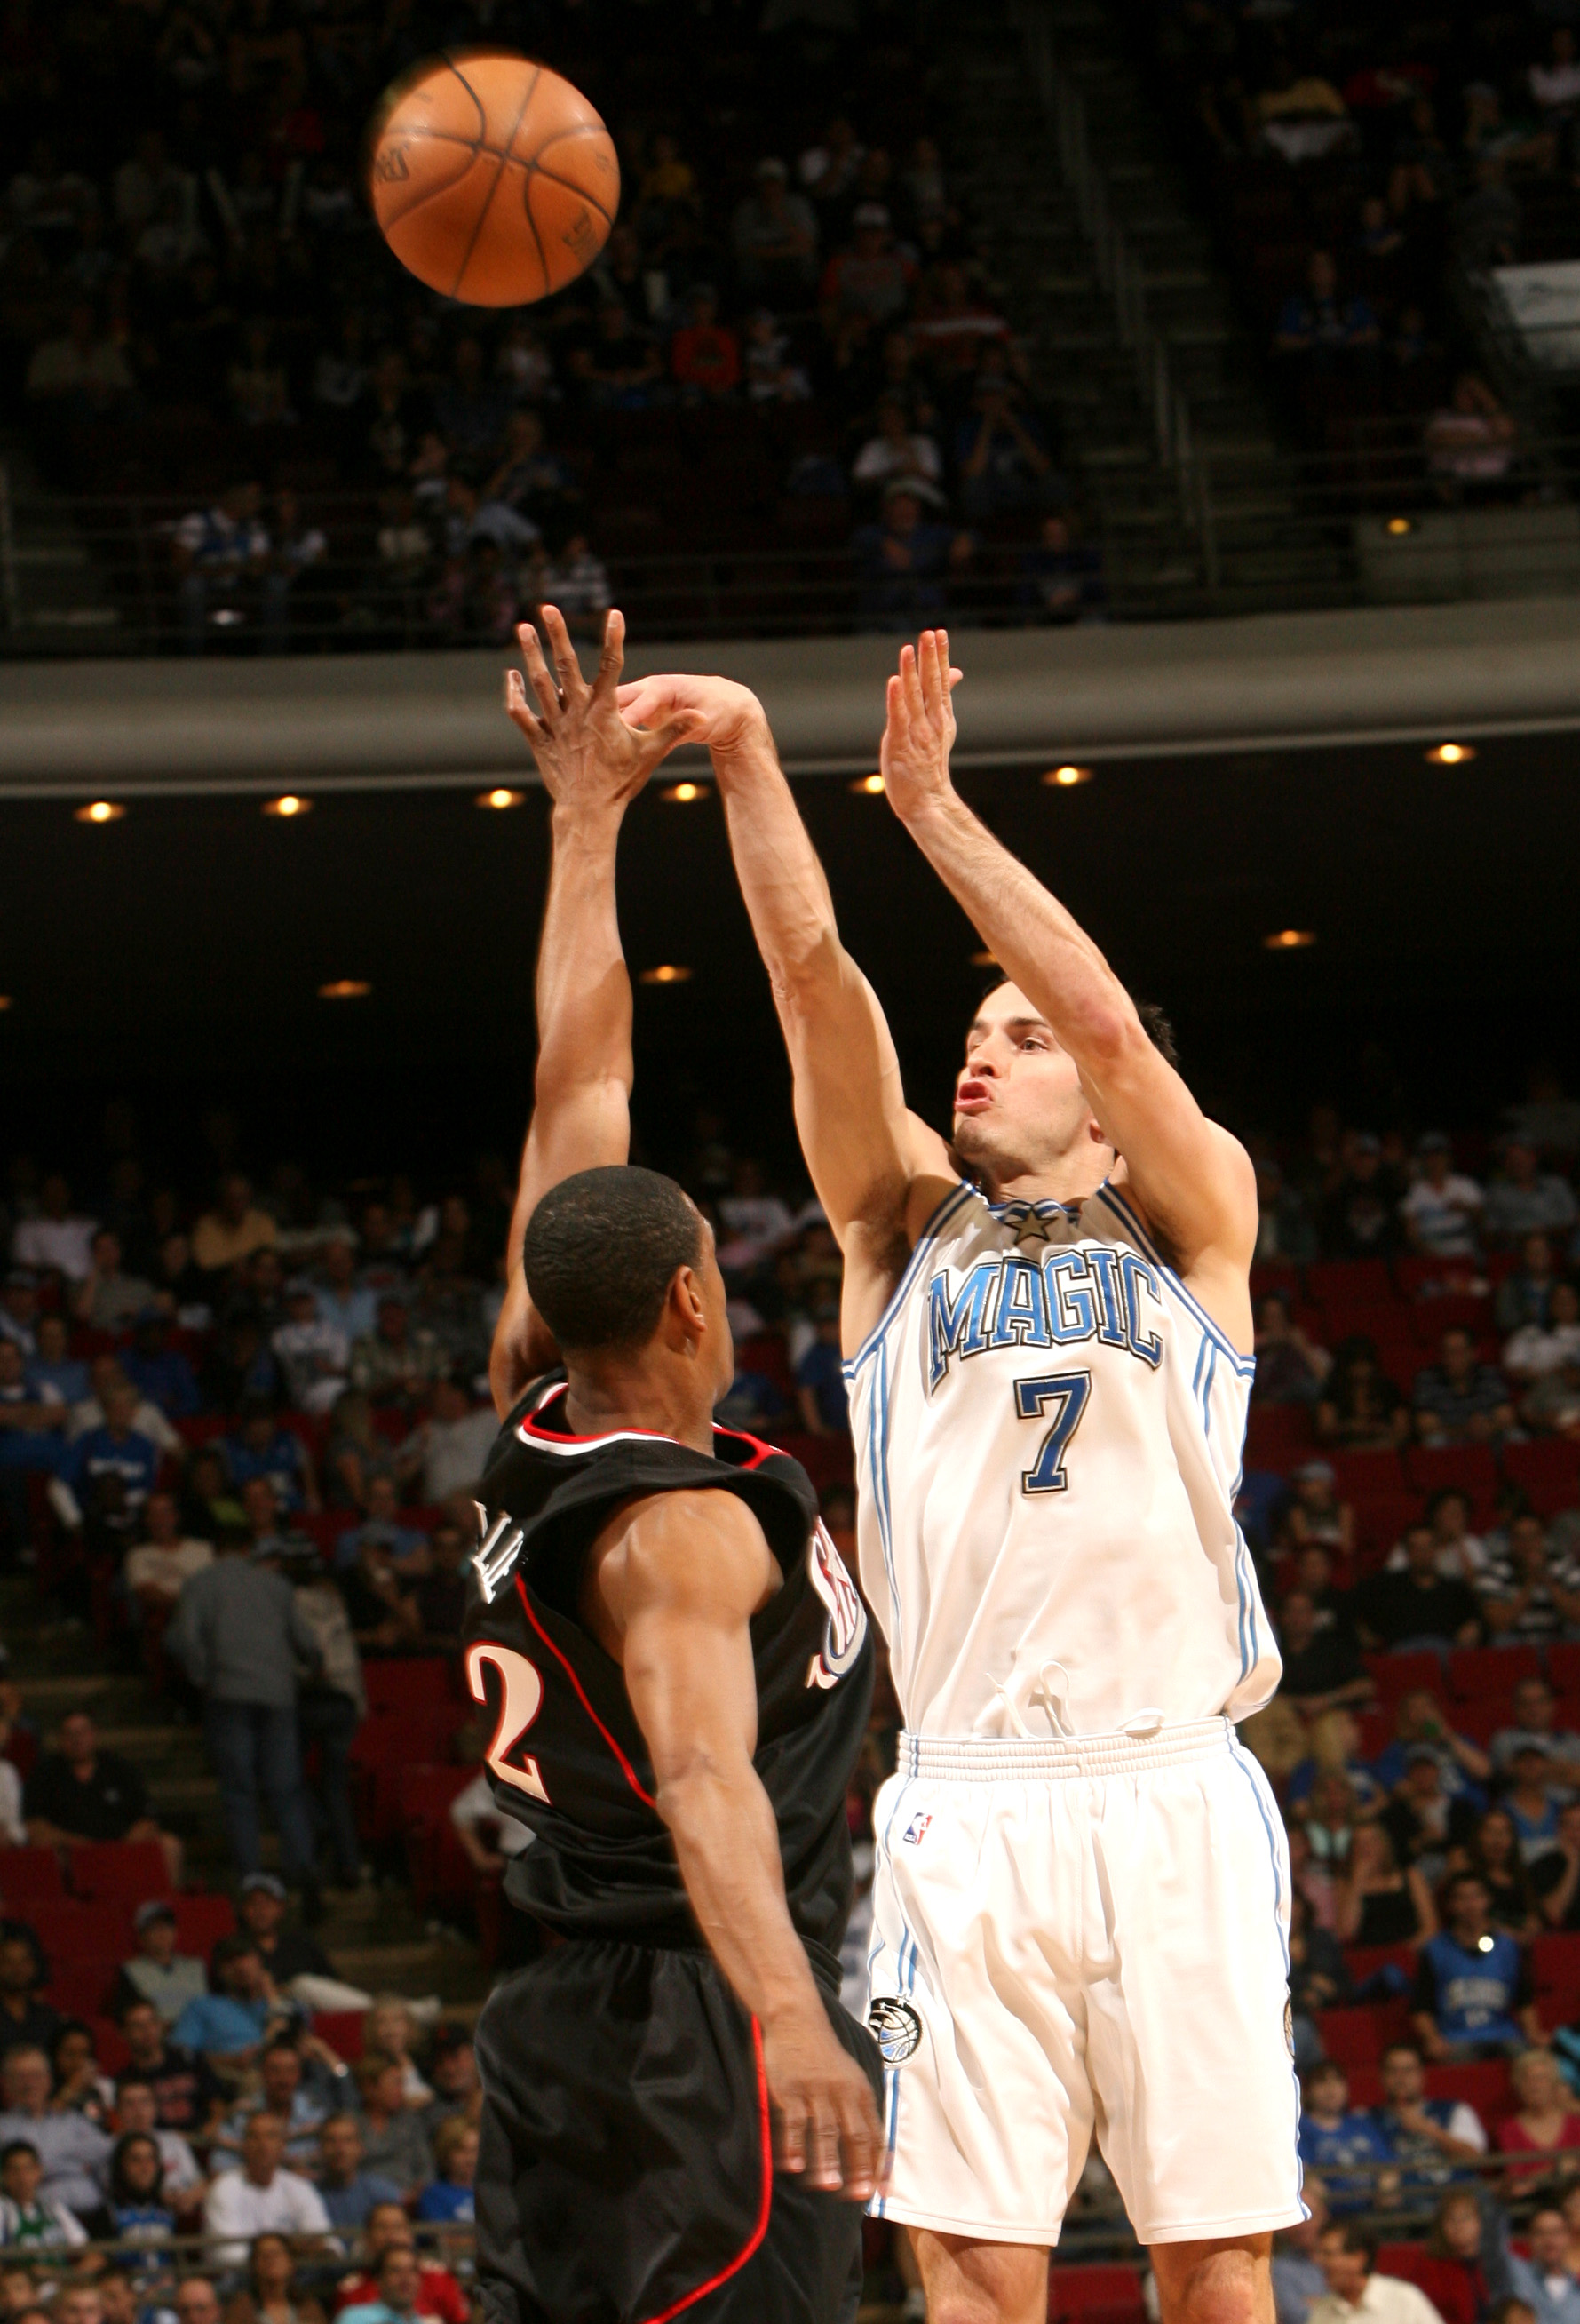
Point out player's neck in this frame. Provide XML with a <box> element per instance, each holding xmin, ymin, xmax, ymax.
<box><xmin>979</xmin><ymin>1148</ymin><xmax>1113</xmax><ymax>1211</ymax></box>
<box><xmin>563</xmin><ymin>1360</ymin><xmax>716</xmax><ymax>1458</ymax></box>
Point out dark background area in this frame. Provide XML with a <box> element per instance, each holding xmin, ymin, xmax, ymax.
<box><xmin>4</xmin><ymin>732</ymin><xmax>1576</xmax><ymax>1188</ymax></box>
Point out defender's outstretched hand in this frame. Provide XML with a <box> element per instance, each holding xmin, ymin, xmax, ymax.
<box><xmin>879</xmin><ymin>628</ymin><xmax>964</xmax><ymax>824</ymax></box>
<box><xmin>504</xmin><ymin>607</ymin><xmax>697</xmax><ymax>809</ymax></box>
<box><xmin>615</xmin><ymin>671</ymin><xmax>766</xmax><ymax>758</ymax></box>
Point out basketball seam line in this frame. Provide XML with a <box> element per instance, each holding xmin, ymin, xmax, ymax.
<box><xmin>384</xmin><ymin>127</ymin><xmax>616</xmax><ymax>227</ymax></box>
<box><xmin>377</xmin><ymin>59</ymin><xmax>487</xmax><ymax>232</ymax></box>
<box><xmin>448</xmin><ymin>55</ymin><xmax>541</xmax><ymax>299</ymax></box>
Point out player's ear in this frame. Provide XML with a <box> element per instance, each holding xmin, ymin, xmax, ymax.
<box><xmin>668</xmin><ymin>1265</ymin><xmax>708</xmax><ymax>1345</ymax></box>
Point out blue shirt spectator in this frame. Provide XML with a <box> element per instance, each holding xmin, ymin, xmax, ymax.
<box><xmin>1296</xmin><ymin>2061</ymin><xmax>1391</xmax><ymax>2212</ymax></box>
<box><xmin>414</xmin><ymin>2178</ymin><xmax>473</xmax><ymax>2224</ymax></box>
<box><xmin>1410</xmin><ymin>1876</ymin><xmax>1536</xmax><ymax>2056</ymax></box>
<box><xmin>334</xmin><ymin>1476</ymin><xmax>427</xmax><ymax>1573</ymax></box>
<box><xmin>171</xmin><ymin>1989</ymin><xmax>271</xmax><ymax>2062</ymax></box>
<box><xmin>24</xmin><ymin>1317</ymin><xmax>88</xmax><ymax>1407</ymax></box>
<box><xmin>796</xmin><ymin>1322</ymin><xmax>848</xmax><ymax>1436</ymax></box>
<box><xmin>121</xmin><ymin>1319</ymin><xmax>200</xmax><ymax>1419</ymax></box>
<box><xmin>225</xmin><ymin>1410</ymin><xmax>311</xmax><ymax>1515</ymax></box>
<box><xmin>62</xmin><ymin>1414</ymin><xmax>160</xmax><ymax>1515</ymax></box>
<box><xmin>1506</xmin><ymin>2208</ymin><xmax>1580</xmax><ymax>2324</ymax></box>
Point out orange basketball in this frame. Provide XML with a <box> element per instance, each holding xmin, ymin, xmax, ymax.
<box><xmin>368</xmin><ymin>52</ymin><xmax>619</xmax><ymax>307</ymax></box>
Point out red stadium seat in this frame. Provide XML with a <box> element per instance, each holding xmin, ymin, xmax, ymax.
<box><xmin>1330</xmin><ymin>1448</ymin><xmax>1408</xmax><ymax>1500</ymax></box>
<box><xmin>1317</xmin><ymin>2001</ymin><xmax>1412</xmax><ymax>2061</ymax></box>
<box><xmin>44</xmin><ymin>1959</ymin><xmax>120</xmax><ymax>2018</ymax></box>
<box><xmin>1425</xmin><ymin>2059</ymin><xmax>1512</xmax><ymax>2114</ymax></box>
<box><xmin>1345</xmin><ymin>2064</ymin><xmax>1384</xmax><ymax>2106</ymax></box>
<box><xmin>1411</xmin><ymin>1294</ymin><xmax>1491</xmax><ymax>1342</ymax></box>
<box><xmin>1047</xmin><ymin>2264</ymin><xmax>1146</xmax><ymax>2324</ymax></box>
<box><xmin>1532</xmin><ymin>1932</ymin><xmax>1580</xmax><ymax>1991</ymax></box>
<box><xmin>1376</xmin><ymin>2246</ymin><xmax>1431</xmax><ymax>2289</ymax></box>
<box><xmin>68</xmin><ymin>1841</ymin><xmax>169</xmax><ymax>1909</ymax></box>
<box><xmin>172</xmin><ymin>1895</ymin><xmax>235</xmax><ymax>1956</ymax></box>
<box><xmin>0</xmin><ymin>1846</ymin><xmax>67</xmax><ymax>1910</ymax></box>
<box><xmin>1504</xmin><ymin>1440</ymin><xmax>1580</xmax><ymax>1516</ymax></box>
<box><xmin>1307</xmin><ymin>1261</ymin><xmax>1397</xmax><ymax>1308</ymax></box>
<box><xmin>1446</xmin><ymin>1644</ymin><xmax>1541</xmax><ymax>1700</ymax></box>
<box><xmin>1452</xmin><ymin>1696</ymin><xmax>1513</xmax><ymax>1748</ymax></box>
<box><xmin>87</xmin><ymin>2016</ymin><xmax>130</xmax><ymax>2074</ymax></box>
<box><xmin>1251</xmin><ymin>1261</ymin><xmax>1302</xmax><ymax>1301</ymax></box>
<box><xmin>363</xmin><ymin>1658</ymin><xmax>456</xmax><ymax>1717</ymax></box>
<box><xmin>1549</xmin><ymin>1642</ymin><xmax>1580</xmax><ymax>1695</ymax></box>
<box><xmin>27</xmin><ymin>1901</ymin><xmax>117</xmax><ymax>1968</ymax></box>
<box><xmin>1364</xmin><ymin>1651</ymin><xmax>1445</xmax><ymax>1707</ymax></box>
<box><xmin>1342</xmin><ymin>1943</ymin><xmax>1418</xmax><ymax>1986</ymax></box>
<box><xmin>312</xmin><ymin>2010</ymin><xmax>365</xmax><ymax>2061</ymax></box>
<box><xmin>1352</xmin><ymin>1494</ymin><xmax>1424</xmax><ymax>1559</ymax></box>
<box><xmin>399</xmin><ymin>1765</ymin><xmax>477</xmax><ymax>1914</ymax></box>
<box><xmin>1244</xmin><ymin>1407</ymin><xmax>1314</xmax><ymax>1468</ymax></box>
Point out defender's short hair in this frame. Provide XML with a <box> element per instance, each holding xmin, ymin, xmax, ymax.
<box><xmin>526</xmin><ymin>1167</ymin><xmax>703</xmax><ymax>1355</ymax></box>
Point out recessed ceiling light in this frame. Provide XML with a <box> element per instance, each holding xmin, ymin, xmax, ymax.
<box><xmin>639</xmin><ymin>965</ymin><xmax>693</xmax><ymax>985</ymax></box>
<box><xmin>1426</xmin><ymin>743</ymin><xmax>1474</xmax><ymax>765</ymax></box>
<box><xmin>1385</xmin><ymin>516</ymin><xmax>1415</xmax><ymax>537</ymax></box>
<box><xmin>319</xmin><ymin>979</ymin><xmax>372</xmax><ymax>999</ymax></box>
<box><xmin>75</xmin><ymin>800</ymin><xmax>124</xmax><ymax>824</ymax></box>
<box><xmin>263</xmin><ymin>794</ymin><xmax>312</xmax><ymax>818</ymax></box>
<box><xmin>476</xmin><ymin>786</ymin><xmax>526</xmax><ymax>810</ymax></box>
<box><xmin>849</xmin><ymin>774</ymin><xmax>885</xmax><ymax>795</ymax></box>
<box><xmin>1043</xmin><ymin>765</ymin><xmax>1092</xmax><ymax>788</ymax></box>
<box><xmin>1263</xmin><ymin>929</ymin><xmax>1316</xmax><ymax>951</ymax></box>
<box><xmin>0</xmin><ymin>997</ymin><xmax>12</xmax><ymax>1012</ymax></box>
<box><xmin>663</xmin><ymin>781</ymin><xmax>708</xmax><ymax>804</ymax></box>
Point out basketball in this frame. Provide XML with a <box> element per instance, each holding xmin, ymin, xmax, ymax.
<box><xmin>367</xmin><ymin>52</ymin><xmax>619</xmax><ymax>308</ymax></box>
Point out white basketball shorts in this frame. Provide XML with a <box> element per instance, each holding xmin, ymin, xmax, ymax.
<box><xmin>865</xmin><ymin>1716</ymin><xmax>1304</xmax><ymax>2247</ymax></box>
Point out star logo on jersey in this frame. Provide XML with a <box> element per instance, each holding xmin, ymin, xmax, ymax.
<box><xmin>869</xmin><ymin>1996</ymin><xmax>924</xmax><ymax>2065</ymax></box>
<box><xmin>999</xmin><ymin>1203</ymin><xmax>1058</xmax><ymax>1249</ymax></box>
<box><xmin>901</xmin><ymin>1811</ymin><xmax>933</xmax><ymax>1846</ymax></box>
<box><xmin>804</xmin><ymin>1519</ymin><xmax>869</xmax><ymax>1690</ymax></box>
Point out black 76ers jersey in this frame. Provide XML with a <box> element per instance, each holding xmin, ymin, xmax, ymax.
<box><xmin>463</xmin><ymin>1375</ymin><xmax>874</xmax><ymax>1966</ymax></box>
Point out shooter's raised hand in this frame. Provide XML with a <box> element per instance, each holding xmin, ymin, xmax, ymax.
<box><xmin>878</xmin><ymin>627</ymin><xmax>964</xmax><ymax>826</ymax></box>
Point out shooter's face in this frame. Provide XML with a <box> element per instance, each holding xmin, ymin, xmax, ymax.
<box><xmin>952</xmin><ymin>983</ymin><xmax>1102</xmax><ymax>1188</ymax></box>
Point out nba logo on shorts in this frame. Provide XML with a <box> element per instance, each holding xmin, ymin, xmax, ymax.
<box><xmin>902</xmin><ymin>1811</ymin><xmax>933</xmax><ymax>1846</ymax></box>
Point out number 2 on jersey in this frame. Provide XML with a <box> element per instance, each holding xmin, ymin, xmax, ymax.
<box><xmin>465</xmin><ymin>1642</ymin><xmax>551</xmax><ymax>1803</ymax></box>
<box><xmin>1013</xmin><ymin>1370</ymin><xmax>1092</xmax><ymax>1494</ymax></box>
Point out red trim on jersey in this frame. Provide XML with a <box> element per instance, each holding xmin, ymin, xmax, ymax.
<box><xmin>518</xmin><ymin>1381</ymin><xmax>680</xmax><ymax>1452</ymax></box>
<box><xmin>710</xmin><ymin>1424</ymin><xmax>775</xmax><ymax>1471</ymax></box>
<box><xmin>639</xmin><ymin>2015</ymin><xmax>773</xmax><ymax>2324</ymax></box>
<box><xmin>513</xmin><ymin>1575</ymin><xmax>659</xmax><ymax>1811</ymax></box>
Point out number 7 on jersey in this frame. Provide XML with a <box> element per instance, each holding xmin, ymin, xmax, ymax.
<box><xmin>1014</xmin><ymin>1371</ymin><xmax>1092</xmax><ymax>1495</ymax></box>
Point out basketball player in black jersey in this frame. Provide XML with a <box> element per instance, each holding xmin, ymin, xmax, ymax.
<box><xmin>466</xmin><ymin>608</ymin><xmax>883</xmax><ymax>2324</ymax></box>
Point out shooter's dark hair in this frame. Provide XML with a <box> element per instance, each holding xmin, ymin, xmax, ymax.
<box><xmin>975</xmin><ymin>979</ymin><xmax>1179</xmax><ymax>1070</ymax></box>
<box><xmin>524</xmin><ymin>1167</ymin><xmax>703</xmax><ymax>1355</ymax></box>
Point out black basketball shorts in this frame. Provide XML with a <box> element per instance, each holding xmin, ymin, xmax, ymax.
<box><xmin>473</xmin><ymin>1937</ymin><xmax>881</xmax><ymax>2324</ymax></box>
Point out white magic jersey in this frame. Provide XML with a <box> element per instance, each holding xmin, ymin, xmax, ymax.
<box><xmin>843</xmin><ymin>1179</ymin><xmax>1281</xmax><ymax>1739</ymax></box>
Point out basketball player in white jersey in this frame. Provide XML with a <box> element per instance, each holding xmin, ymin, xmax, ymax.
<box><xmin>615</xmin><ymin>633</ymin><xmax>1302</xmax><ymax>2324</ymax></box>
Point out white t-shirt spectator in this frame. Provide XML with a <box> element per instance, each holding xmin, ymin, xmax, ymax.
<box><xmin>851</xmin><ymin>432</ymin><xmax>942</xmax><ymax>490</ymax></box>
<box><xmin>68</xmin><ymin>1392</ymin><xmax>179</xmax><ymax>1454</ymax></box>
<box><xmin>1400</xmin><ymin>1174</ymin><xmax>1483</xmax><ymax>1257</ymax></box>
<box><xmin>0</xmin><ymin>1763</ymin><xmax>23</xmax><ymax>1848</ymax></box>
<box><xmin>417</xmin><ymin>1409</ymin><xmax>498</xmax><ymax>1503</ymax></box>
<box><xmin>125</xmin><ymin>1538</ymin><xmax>214</xmax><ymax>1600</ymax></box>
<box><xmin>271</xmin><ymin>1317</ymin><xmax>350</xmax><ymax>1413</ymax></box>
<box><xmin>203</xmin><ymin>2163</ymin><xmax>330</xmax><ymax>2265</ymax></box>
<box><xmin>12</xmin><ymin>1214</ymin><xmax>97</xmax><ymax>1281</ymax></box>
<box><xmin>1505</xmin><ymin>1322</ymin><xmax>1580</xmax><ymax>1381</ymax></box>
<box><xmin>1307</xmin><ymin>2275</ymin><xmax>1448</xmax><ymax>2324</ymax></box>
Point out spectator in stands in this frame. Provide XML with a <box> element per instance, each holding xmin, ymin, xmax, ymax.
<box><xmin>125</xmin><ymin>1493</ymin><xmax>213</xmax><ymax>1630</ymax></box>
<box><xmin>1255</xmin><ymin>1290</ymin><xmax>1330</xmax><ymax>1405</ymax></box>
<box><xmin>0</xmin><ymin>2049</ymin><xmax>110</xmax><ymax>2220</ymax></box>
<box><xmin>1504</xmin><ymin>1742</ymin><xmax>1567</xmax><ymax>1862</ymax></box>
<box><xmin>449</xmin><ymin>1767</ymin><xmax>533</xmax><ymax>1882</ymax></box>
<box><xmin>203</xmin><ymin>2113</ymin><xmax>329</xmax><ymax>2269</ymax></box>
<box><xmin>1333</xmin><ymin>1822</ymin><xmax>1437</xmax><ymax>1946</ymax></box>
<box><xmin>732</xmin><ymin>159</ymin><xmax>818</xmax><ymax>304</ymax></box>
<box><xmin>224</xmin><ymin>1405</ymin><xmax>317</xmax><ymax>1517</ymax></box>
<box><xmin>1497</xmin><ymin>1681</ymin><xmax>1580</xmax><ymax>1788</ymax></box>
<box><xmin>1506</xmin><ymin>2205</ymin><xmax>1580</xmax><ymax>2324</ymax></box>
<box><xmin>1297</xmin><ymin>2062</ymin><xmax>1392</xmax><ymax>2212</ymax></box>
<box><xmin>171</xmin><ymin>1938</ymin><xmax>284</xmax><ymax>2082</ymax></box>
<box><xmin>25</xmin><ymin>1315</ymin><xmax>83</xmax><ymax>1405</ymax></box>
<box><xmin>331</xmin><ymin>2201</ymin><xmax>468</xmax><ymax>2324</ymax></box>
<box><xmin>105</xmin><ymin>2129</ymin><xmax>174</xmax><ymax>2265</ymax></box>
<box><xmin>1505</xmin><ymin>1283</ymin><xmax>1580</xmax><ymax>1389</ymax></box>
<box><xmin>1484</xmin><ymin>1142</ymin><xmax>1578</xmax><ymax>1249</ymax></box>
<box><xmin>119</xmin><ymin>1313</ymin><xmax>199</xmax><ymax>1421</ymax></box>
<box><xmin>314</xmin><ymin>1246</ymin><xmax>377</xmax><ymax>1352</ymax></box>
<box><xmin>1370</xmin><ymin>2042</ymin><xmax>1488</xmax><ymax>2175</ymax></box>
<box><xmin>23</xmin><ymin>1710</ymin><xmax>179</xmax><ymax>1884</ymax></box>
<box><xmin>1385</xmin><ymin>1490</ymin><xmax>1489</xmax><ymax>1585</ymax></box>
<box><xmin>404</xmin><ymin>1380</ymin><xmax>494</xmax><ymax>1506</ymax></box>
<box><xmin>274</xmin><ymin>1552</ymin><xmax>365</xmax><ymax>1896</ymax></box>
<box><xmin>0</xmin><ymin>1939</ymin><xmax>57</xmax><ymax>2073</ymax></box>
<box><xmin>52</xmin><ymin>2022</ymin><xmax>112</xmax><ymax>2125</ymax></box>
<box><xmin>1534</xmin><ymin>1801</ymin><xmax>1580</xmax><ymax>1930</ymax></box>
<box><xmin>0</xmin><ymin>1278</ymin><xmax>37</xmax><ymax>1363</ymax></box>
<box><xmin>1415</xmin><ymin>2191</ymin><xmax>1505</xmax><ymax>2324</ymax></box>
<box><xmin>668</xmin><ymin>286</ymin><xmax>739</xmax><ymax>402</ymax></box>
<box><xmin>334</xmin><ymin>1478</ymin><xmax>426</xmax><ymax>1580</ymax></box>
<box><xmin>71</xmin><ymin>1232</ymin><xmax>153</xmax><ymax>1333</ymax></box>
<box><xmin>1410</xmin><ymin>1872</ymin><xmax>1544</xmax><ymax>2057</ymax></box>
<box><xmin>1479</xmin><ymin>1522</ymin><xmax>1580</xmax><ymax>1643</ymax></box>
<box><xmin>111</xmin><ymin>1904</ymin><xmax>205</xmax><ymax>2028</ymax></box>
<box><xmin>222</xmin><ymin>2230</ymin><xmax>327</xmax><ymax>2324</ymax></box>
<box><xmin>1522</xmin><ymin>1351</ymin><xmax>1580</xmax><ymax>1440</ymax></box>
<box><xmin>1283</xmin><ymin>1462</ymin><xmax>1356</xmax><ymax>1560</ymax></box>
<box><xmin>954</xmin><ymin>377</ymin><xmax>1057</xmax><ymax>524</ymax></box>
<box><xmin>1401</xmin><ymin>1137</ymin><xmax>1484</xmax><ymax>1259</ymax></box>
<box><xmin>1501</xmin><ymin>1238</ymin><xmax>1564</xmax><ymax>1335</ymax></box>
<box><xmin>1323</xmin><ymin>1138</ymin><xmax>1405</xmax><ymax>1262</ymax></box>
<box><xmin>413</xmin><ymin>2118</ymin><xmax>473</xmax><ymax>2228</ymax></box>
<box><xmin>1290</xmin><ymin>1710</ymin><xmax>1382</xmax><ymax>1813</ymax></box>
<box><xmin>215</xmin><ymin>2037</ymin><xmax>329</xmax><ymax>2171</ymax></box>
<box><xmin>168</xmin><ymin>1532</ymin><xmax>322</xmax><ymax>1898</ymax></box>
<box><xmin>409</xmin><ymin>1526</ymin><xmax>467</xmax><ymax>1653</ymax></box>
<box><xmin>272</xmin><ymin>1285</ymin><xmax>349</xmax><ymax>1416</ymax></box>
<box><xmin>1277</xmin><ymin>1592</ymin><xmax>1371</xmax><ymax>1711</ymax></box>
<box><xmin>233</xmin><ymin>1876</ymin><xmax>332</xmax><ymax>1995</ymax></box>
<box><xmin>418</xmin><ymin>2034</ymin><xmax>479</xmax><ymax>2140</ymax></box>
<box><xmin>1496</xmin><ymin>2049</ymin><xmax>1580</xmax><ymax>2183</ymax></box>
<box><xmin>1415</xmin><ymin>1326</ymin><xmax>1516</xmax><ymax>1445</ymax></box>
<box><xmin>111</xmin><ymin>2080</ymin><xmax>202</xmax><ymax>2220</ymax></box>
<box><xmin>59</xmin><ymin>1378</ymin><xmax>162</xmax><ymax>1538</ymax></box>
<box><xmin>176</xmin><ymin>2281</ymin><xmax>222</xmax><ymax>2324</ymax></box>
<box><xmin>1457</xmin><ymin>1804</ymin><xmax>1539</xmax><ymax>1941</ymax></box>
<box><xmin>12</xmin><ymin>1179</ymin><xmax>96</xmax><ymax>1284</ymax></box>
<box><xmin>115</xmin><ymin>1999</ymin><xmax>224</xmax><ymax>2137</ymax></box>
<box><xmin>1274</xmin><ymin>252</ymin><xmax>1380</xmax><ymax>387</ymax></box>
<box><xmin>0</xmin><ymin>2139</ymin><xmax>89</xmax><ymax>2250</ymax></box>
<box><xmin>1353</xmin><ymin>1524</ymin><xmax>1482</xmax><ymax>1651</ymax></box>
<box><xmin>192</xmin><ymin>1178</ymin><xmax>275</xmax><ymax>1277</ymax></box>
<box><xmin>851</xmin><ymin>395</ymin><xmax>942</xmax><ymax>505</ymax></box>
<box><xmin>338</xmin><ymin>2242</ymin><xmax>445</xmax><ymax>2324</ymax></box>
<box><xmin>315</xmin><ymin>2115</ymin><xmax>398</xmax><ymax>2233</ymax></box>
<box><xmin>1385</xmin><ymin>1750</ymin><xmax>1460</xmax><ymax>1882</ymax></box>
<box><xmin>1316</xmin><ymin>1339</ymin><xmax>1412</xmax><ymax>1452</ymax></box>
<box><xmin>854</xmin><ymin>482</ymin><xmax>973</xmax><ymax>630</ymax></box>
<box><xmin>348</xmin><ymin>1300</ymin><xmax>443</xmax><ymax>1412</ymax></box>
<box><xmin>1288</xmin><ymin>1895</ymin><xmax>1348</xmax><ymax>2066</ymax></box>
<box><xmin>347</xmin><ymin>2057</ymin><xmax>430</xmax><ymax>2204</ymax></box>
<box><xmin>1274</xmin><ymin>2181</ymin><xmax>1330</xmax><ymax>2324</ymax></box>
<box><xmin>1373</xmin><ymin>1690</ymin><xmax>1489</xmax><ymax>1812</ymax></box>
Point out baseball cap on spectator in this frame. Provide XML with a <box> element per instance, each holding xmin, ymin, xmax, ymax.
<box><xmin>240</xmin><ymin>1873</ymin><xmax>287</xmax><ymax>1901</ymax></box>
<box><xmin>134</xmin><ymin>1901</ymin><xmax>177</xmax><ymax>1934</ymax></box>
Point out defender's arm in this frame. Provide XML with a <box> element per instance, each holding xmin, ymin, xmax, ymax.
<box><xmin>599</xmin><ymin>1487</ymin><xmax>881</xmax><ymax>2196</ymax></box>
<box><xmin>488</xmin><ymin>609</ymin><xmax>695</xmax><ymax>1416</ymax></box>
<box><xmin>881</xmin><ymin>631</ymin><xmax>1257</xmax><ymax>1317</ymax></box>
<box><xmin>615</xmin><ymin>675</ymin><xmax>955</xmax><ymax>1346</ymax></box>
